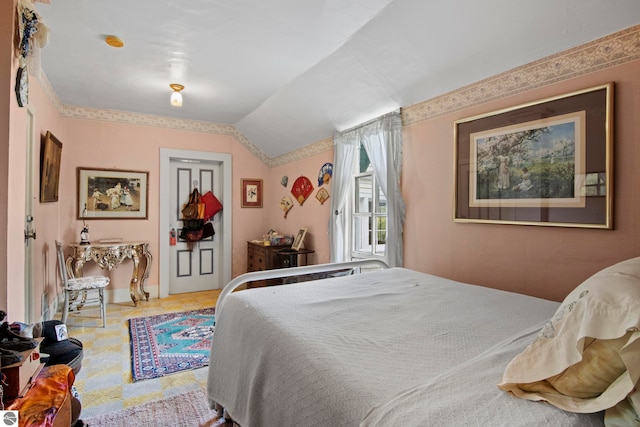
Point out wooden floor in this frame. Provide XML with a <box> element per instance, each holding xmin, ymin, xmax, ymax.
<box><xmin>64</xmin><ymin>289</ymin><xmax>223</xmax><ymax>420</ymax></box>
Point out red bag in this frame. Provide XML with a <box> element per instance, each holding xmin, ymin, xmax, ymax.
<box><xmin>202</xmin><ymin>191</ymin><xmax>223</xmax><ymax>221</ymax></box>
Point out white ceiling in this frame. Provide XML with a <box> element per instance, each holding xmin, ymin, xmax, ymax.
<box><xmin>35</xmin><ymin>0</ymin><xmax>640</xmax><ymax>159</ymax></box>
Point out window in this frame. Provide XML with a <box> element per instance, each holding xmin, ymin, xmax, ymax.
<box><xmin>329</xmin><ymin>111</ymin><xmax>404</xmax><ymax>267</ymax></box>
<box><xmin>351</xmin><ymin>145</ymin><xmax>386</xmax><ymax>258</ymax></box>
<box><xmin>582</xmin><ymin>172</ymin><xmax>606</xmax><ymax>197</ymax></box>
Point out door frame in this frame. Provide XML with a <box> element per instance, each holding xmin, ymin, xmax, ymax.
<box><xmin>159</xmin><ymin>148</ymin><xmax>232</xmax><ymax>298</ymax></box>
<box><xmin>24</xmin><ymin>105</ymin><xmax>36</xmax><ymax>322</ymax></box>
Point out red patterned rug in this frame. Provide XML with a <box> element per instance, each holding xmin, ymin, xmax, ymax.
<box><xmin>128</xmin><ymin>308</ymin><xmax>215</xmax><ymax>381</ymax></box>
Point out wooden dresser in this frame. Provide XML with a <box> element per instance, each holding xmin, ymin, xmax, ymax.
<box><xmin>247</xmin><ymin>241</ymin><xmax>290</xmax><ymax>287</ymax></box>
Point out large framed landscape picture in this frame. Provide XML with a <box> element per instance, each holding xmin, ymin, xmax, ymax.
<box><xmin>454</xmin><ymin>83</ymin><xmax>613</xmax><ymax>228</ymax></box>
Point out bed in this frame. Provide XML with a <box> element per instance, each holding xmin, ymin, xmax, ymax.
<box><xmin>207</xmin><ymin>258</ymin><xmax>640</xmax><ymax>426</ymax></box>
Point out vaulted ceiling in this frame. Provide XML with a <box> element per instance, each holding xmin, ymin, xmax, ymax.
<box><xmin>35</xmin><ymin>1</ymin><xmax>640</xmax><ymax>159</ymax></box>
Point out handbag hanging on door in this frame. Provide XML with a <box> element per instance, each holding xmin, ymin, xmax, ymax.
<box><xmin>182</xmin><ymin>188</ymin><xmax>205</xmax><ymax>219</ymax></box>
<box><xmin>202</xmin><ymin>191</ymin><xmax>223</xmax><ymax>221</ymax></box>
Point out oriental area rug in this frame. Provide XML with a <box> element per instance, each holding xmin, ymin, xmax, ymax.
<box><xmin>129</xmin><ymin>307</ymin><xmax>215</xmax><ymax>381</ymax></box>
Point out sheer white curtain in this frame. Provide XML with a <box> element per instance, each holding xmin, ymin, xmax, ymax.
<box><xmin>328</xmin><ymin>131</ymin><xmax>358</xmax><ymax>263</ymax></box>
<box><xmin>329</xmin><ymin>111</ymin><xmax>405</xmax><ymax>267</ymax></box>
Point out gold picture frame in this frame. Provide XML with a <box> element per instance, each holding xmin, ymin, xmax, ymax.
<box><xmin>40</xmin><ymin>131</ymin><xmax>62</xmax><ymax>203</ymax></box>
<box><xmin>454</xmin><ymin>83</ymin><xmax>613</xmax><ymax>229</ymax></box>
<box><xmin>77</xmin><ymin>167</ymin><xmax>149</xmax><ymax>219</ymax></box>
<box><xmin>241</xmin><ymin>178</ymin><xmax>263</xmax><ymax>208</ymax></box>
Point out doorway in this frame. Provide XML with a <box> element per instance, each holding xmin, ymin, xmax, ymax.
<box><xmin>159</xmin><ymin>149</ymin><xmax>232</xmax><ymax>298</ymax></box>
<box><xmin>24</xmin><ymin>106</ymin><xmax>36</xmax><ymax>323</ymax></box>
<box><xmin>169</xmin><ymin>159</ymin><xmax>221</xmax><ymax>293</ymax></box>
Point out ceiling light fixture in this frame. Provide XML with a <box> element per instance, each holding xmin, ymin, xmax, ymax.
<box><xmin>170</xmin><ymin>83</ymin><xmax>184</xmax><ymax>107</ymax></box>
<box><xmin>105</xmin><ymin>35</ymin><xmax>124</xmax><ymax>48</ymax></box>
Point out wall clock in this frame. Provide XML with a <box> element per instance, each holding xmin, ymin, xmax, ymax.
<box><xmin>15</xmin><ymin>66</ymin><xmax>29</xmax><ymax>107</ymax></box>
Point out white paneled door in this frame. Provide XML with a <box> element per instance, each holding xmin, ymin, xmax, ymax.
<box><xmin>169</xmin><ymin>160</ymin><xmax>223</xmax><ymax>294</ymax></box>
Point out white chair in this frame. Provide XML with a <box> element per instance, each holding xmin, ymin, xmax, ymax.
<box><xmin>55</xmin><ymin>241</ymin><xmax>110</xmax><ymax>328</ymax></box>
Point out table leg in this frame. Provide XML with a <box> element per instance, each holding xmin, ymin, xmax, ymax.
<box><xmin>70</xmin><ymin>257</ymin><xmax>84</xmax><ymax>279</ymax></box>
<box><xmin>140</xmin><ymin>250</ymin><xmax>152</xmax><ymax>301</ymax></box>
<box><xmin>129</xmin><ymin>251</ymin><xmax>140</xmax><ymax>306</ymax></box>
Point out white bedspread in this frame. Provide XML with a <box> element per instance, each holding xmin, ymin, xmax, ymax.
<box><xmin>206</xmin><ymin>267</ymin><xmax>601</xmax><ymax>426</ymax></box>
<box><xmin>361</xmin><ymin>324</ymin><xmax>604</xmax><ymax>426</ymax></box>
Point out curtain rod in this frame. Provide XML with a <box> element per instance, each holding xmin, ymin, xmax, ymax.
<box><xmin>337</xmin><ymin>108</ymin><xmax>401</xmax><ymax>135</ymax></box>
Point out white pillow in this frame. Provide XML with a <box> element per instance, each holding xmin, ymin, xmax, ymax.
<box><xmin>498</xmin><ymin>256</ymin><xmax>640</xmax><ymax>415</ymax></box>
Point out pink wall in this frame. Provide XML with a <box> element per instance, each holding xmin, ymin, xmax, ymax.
<box><xmin>267</xmin><ymin>150</ymin><xmax>334</xmax><ymax>265</ymax></box>
<box><xmin>0</xmin><ymin>0</ymin><xmax>15</xmax><ymax>315</ymax></box>
<box><xmin>8</xmin><ymin>69</ymin><xmax>271</xmax><ymax>315</ymax></box>
<box><xmin>28</xmin><ymin>71</ymin><xmax>65</xmax><ymax>323</ymax></box>
<box><xmin>55</xmin><ymin>117</ymin><xmax>269</xmax><ymax>295</ymax></box>
<box><xmin>402</xmin><ymin>60</ymin><xmax>640</xmax><ymax>302</ymax></box>
<box><xmin>4</xmin><ymin>19</ymin><xmax>640</xmax><ymax>321</ymax></box>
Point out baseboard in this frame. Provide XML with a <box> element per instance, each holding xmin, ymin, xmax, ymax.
<box><xmin>108</xmin><ymin>284</ymin><xmax>158</xmax><ymax>304</ymax></box>
<box><xmin>48</xmin><ymin>284</ymin><xmax>159</xmax><ymax>322</ymax></box>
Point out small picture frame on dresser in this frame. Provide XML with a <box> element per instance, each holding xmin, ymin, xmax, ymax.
<box><xmin>291</xmin><ymin>228</ymin><xmax>307</xmax><ymax>251</ymax></box>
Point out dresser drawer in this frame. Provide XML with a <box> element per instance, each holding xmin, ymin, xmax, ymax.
<box><xmin>247</xmin><ymin>242</ymin><xmax>297</xmax><ymax>287</ymax></box>
<box><xmin>248</xmin><ymin>245</ymin><xmax>266</xmax><ymax>271</ymax></box>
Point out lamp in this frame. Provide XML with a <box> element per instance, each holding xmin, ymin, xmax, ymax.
<box><xmin>80</xmin><ymin>203</ymin><xmax>90</xmax><ymax>245</ymax></box>
<box><xmin>105</xmin><ymin>35</ymin><xmax>124</xmax><ymax>48</ymax></box>
<box><xmin>170</xmin><ymin>83</ymin><xmax>184</xmax><ymax>107</ymax></box>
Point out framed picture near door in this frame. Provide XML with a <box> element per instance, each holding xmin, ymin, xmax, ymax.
<box><xmin>241</xmin><ymin>178</ymin><xmax>263</xmax><ymax>208</ymax></box>
<box><xmin>40</xmin><ymin>131</ymin><xmax>62</xmax><ymax>203</ymax></box>
<box><xmin>77</xmin><ymin>167</ymin><xmax>149</xmax><ymax>219</ymax></box>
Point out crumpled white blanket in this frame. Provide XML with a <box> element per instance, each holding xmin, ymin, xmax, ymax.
<box><xmin>361</xmin><ymin>324</ymin><xmax>604</xmax><ymax>426</ymax></box>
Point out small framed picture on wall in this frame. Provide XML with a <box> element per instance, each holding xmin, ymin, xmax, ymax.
<box><xmin>40</xmin><ymin>131</ymin><xmax>63</xmax><ymax>203</ymax></box>
<box><xmin>241</xmin><ymin>178</ymin><xmax>263</xmax><ymax>208</ymax></box>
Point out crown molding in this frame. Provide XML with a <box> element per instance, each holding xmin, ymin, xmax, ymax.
<box><xmin>36</xmin><ymin>75</ymin><xmax>274</xmax><ymax>164</ymax></box>
<box><xmin>402</xmin><ymin>24</ymin><xmax>640</xmax><ymax>125</ymax></box>
<box><xmin>268</xmin><ymin>137</ymin><xmax>334</xmax><ymax>168</ymax></box>
<box><xmin>37</xmin><ymin>24</ymin><xmax>639</xmax><ymax>168</ymax></box>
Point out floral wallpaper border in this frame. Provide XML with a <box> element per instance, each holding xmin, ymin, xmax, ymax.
<box><xmin>401</xmin><ymin>24</ymin><xmax>640</xmax><ymax>126</ymax></box>
<box><xmin>39</xmin><ymin>24</ymin><xmax>640</xmax><ymax>168</ymax></box>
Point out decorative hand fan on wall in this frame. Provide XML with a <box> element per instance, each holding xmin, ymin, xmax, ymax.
<box><xmin>280</xmin><ymin>195</ymin><xmax>293</xmax><ymax>218</ymax></box>
<box><xmin>317</xmin><ymin>163</ymin><xmax>333</xmax><ymax>186</ymax></box>
<box><xmin>291</xmin><ymin>176</ymin><xmax>314</xmax><ymax>205</ymax></box>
